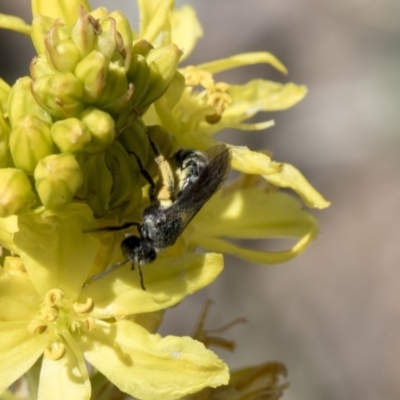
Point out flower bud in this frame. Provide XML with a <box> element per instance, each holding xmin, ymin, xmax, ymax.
<box><xmin>10</xmin><ymin>115</ymin><xmax>56</xmax><ymax>173</ymax></box>
<box><xmin>96</xmin><ymin>64</ymin><xmax>133</xmax><ymax>113</ymax></box>
<box><xmin>132</xmin><ymin>39</ymin><xmax>153</xmax><ymax>57</ymax></box>
<box><xmin>109</xmin><ymin>10</ymin><xmax>133</xmax><ymax>55</ymax></box>
<box><xmin>34</xmin><ymin>153</ymin><xmax>83</xmax><ymax>208</ymax></box>
<box><xmin>140</xmin><ymin>44</ymin><xmax>183</xmax><ymax>111</ymax></box>
<box><xmin>30</xmin><ymin>55</ymin><xmax>57</xmax><ymax>80</ymax></box>
<box><xmin>51</xmin><ymin>118</ymin><xmax>91</xmax><ymax>153</ymax></box>
<box><xmin>0</xmin><ymin>168</ymin><xmax>36</xmax><ymax>217</ymax></box>
<box><xmin>79</xmin><ymin>108</ymin><xmax>115</xmax><ymax>153</ymax></box>
<box><xmin>71</xmin><ymin>8</ymin><xmax>96</xmax><ymax>58</ymax></box>
<box><xmin>0</xmin><ymin>110</ymin><xmax>10</xmax><ymax>168</ymax></box>
<box><xmin>8</xmin><ymin>77</ymin><xmax>52</xmax><ymax>127</ymax></box>
<box><xmin>31</xmin><ymin>14</ymin><xmax>56</xmax><ymax>54</ymax></box>
<box><xmin>74</xmin><ymin>50</ymin><xmax>108</xmax><ymax>102</ymax></box>
<box><xmin>127</xmin><ymin>54</ymin><xmax>150</xmax><ymax>107</ymax></box>
<box><xmin>94</xmin><ymin>15</ymin><xmax>117</xmax><ymax>59</ymax></box>
<box><xmin>0</xmin><ymin>77</ymin><xmax>10</xmax><ymax>114</ymax></box>
<box><xmin>45</xmin><ymin>22</ymin><xmax>81</xmax><ymax>72</ymax></box>
<box><xmin>32</xmin><ymin>72</ymin><xmax>84</xmax><ymax>118</ymax></box>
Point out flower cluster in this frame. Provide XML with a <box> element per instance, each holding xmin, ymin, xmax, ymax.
<box><xmin>0</xmin><ymin>0</ymin><xmax>329</xmax><ymax>399</ymax></box>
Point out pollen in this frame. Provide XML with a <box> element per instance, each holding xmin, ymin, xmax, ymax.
<box><xmin>183</xmin><ymin>66</ymin><xmax>232</xmax><ymax>124</ymax></box>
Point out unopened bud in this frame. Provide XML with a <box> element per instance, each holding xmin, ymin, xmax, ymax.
<box><xmin>31</xmin><ymin>14</ymin><xmax>56</xmax><ymax>54</ymax></box>
<box><xmin>32</xmin><ymin>72</ymin><xmax>84</xmax><ymax>118</ymax></box>
<box><xmin>0</xmin><ymin>168</ymin><xmax>36</xmax><ymax>217</ymax></box>
<box><xmin>45</xmin><ymin>22</ymin><xmax>81</xmax><ymax>72</ymax></box>
<box><xmin>71</xmin><ymin>8</ymin><xmax>96</xmax><ymax>58</ymax></box>
<box><xmin>140</xmin><ymin>44</ymin><xmax>183</xmax><ymax>111</ymax></box>
<box><xmin>96</xmin><ymin>64</ymin><xmax>133</xmax><ymax>113</ymax></box>
<box><xmin>79</xmin><ymin>108</ymin><xmax>115</xmax><ymax>153</ymax></box>
<box><xmin>10</xmin><ymin>115</ymin><xmax>56</xmax><ymax>173</ymax></box>
<box><xmin>132</xmin><ymin>39</ymin><xmax>153</xmax><ymax>57</ymax></box>
<box><xmin>0</xmin><ymin>110</ymin><xmax>10</xmax><ymax>168</ymax></box>
<box><xmin>30</xmin><ymin>56</ymin><xmax>57</xmax><ymax>80</ymax></box>
<box><xmin>34</xmin><ymin>153</ymin><xmax>83</xmax><ymax>208</ymax></box>
<box><xmin>74</xmin><ymin>50</ymin><xmax>108</xmax><ymax>102</ymax></box>
<box><xmin>8</xmin><ymin>77</ymin><xmax>52</xmax><ymax>127</ymax></box>
<box><xmin>51</xmin><ymin>118</ymin><xmax>91</xmax><ymax>153</ymax></box>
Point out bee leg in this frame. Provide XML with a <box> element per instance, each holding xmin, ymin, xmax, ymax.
<box><xmin>145</xmin><ymin>130</ymin><xmax>175</xmax><ymax>206</ymax></box>
<box><xmin>131</xmin><ymin>262</ymin><xmax>146</xmax><ymax>290</ymax></box>
<box><xmin>129</xmin><ymin>150</ymin><xmax>157</xmax><ymax>202</ymax></box>
<box><xmin>84</xmin><ymin>221</ymin><xmax>140</xmax><ymax>233</ymax></box>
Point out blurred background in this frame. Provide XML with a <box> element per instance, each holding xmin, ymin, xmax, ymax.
<box><xmin>1</xmin><ymin>1</ymin><xmax>400</xmax><ymax>399</ymax></box>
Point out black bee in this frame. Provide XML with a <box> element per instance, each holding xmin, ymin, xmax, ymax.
<box><xmin>90</xmin><ymin>134</ymin><xmax>231</xmax><ymax>290</ymax></box>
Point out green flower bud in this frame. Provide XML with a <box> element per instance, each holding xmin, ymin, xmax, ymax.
<box><xmin>0</xmin><ymin>110</ymin><xmax>11</xmax><ymax>168</ymax></box>
<box><xmin>75</xmin><ymin>152</ymin><xmax>112</xmax><ymax>217</ymax></box>
<box><xmin>79</xmin><ymin>108</ymin><xmax>115</xmax><ymax>153</ymax></box>
<box><xmin>96</xmin><ymin>64</ymin><xmax>133</xmax><ymax>113</ymax></box>
<box><xmin>0</xmin><ymin>168</ymin><xmax>36</xmax><ymax>217</ymax></box>
<box><xmin>140</xmin><ymin>44</ymin><xmax>183</xmax><ymax>111</ymax></box>
<box><xmin>94</xmin><ymin>16</ymin><xmax>117</xmax><ymax>60</ymax></box>
<box><xmin>30</xmin><ymin>55</ymin><xmax>57</xmax><ymax>80</ymax></box>
<box><xmin>109</xmin><ymin>10</ymin><xmax>133</xmax><ymax>55</ymax></box>
<box><xmin>31</xmin><ymin>14</ymin><xmax>56</xmax><ymax>54</ymax></box>
<box><xmin>44</xmin><ymin>21</ymin><xmax>82</xmax><ymax>72</ymax></box>
<box><xmin>89</xmin><ymin>7</ymin><xmax>109</xmax><ymax>23</ymax></box>
<box><xmin>51</xmin><ymin>118</ymin><xmax>91</xmax><ymax>153</ymax></box>
<box><xmin>127</xmin><ymin>54</ymin><xmax>150</xmax><ymax>107</ymax></box>
<box><xmin>10</xmin><ymin>115</ymin><xmax>56</xmax><ymax>173</ymax></box>
<box><xmin>71</xmin><ymin>8</ymin><xmax>96</xmax><ymax>58</ymax></box>
<box><xmin>74</xmin><ymin>50</ymin><xmax>108</xmax><ymax>102</ymax></box>
<box><xmin>34</xmin><ymin>153</ymin><xmax>83</xmax><ymax>208</ymax></box>
<box><xmin>8</xmin><ymin>77</ymin><xmax>52</xmax><ymax>126</ymax></box>
<box><xmin>32</xmin><ymin>72</ymin><xmax>84</xmax><ymax>118</ymax></box>
<box><xmin>0</xmin><ymin>78</ymin><xmax>10</xmax><ymax>115</ymax></box>
<box><xmin>132</xmin><ymin>39</ymin><xmax>153</xmax><ymax>57</ymax></box>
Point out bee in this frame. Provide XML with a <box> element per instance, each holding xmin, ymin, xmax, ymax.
<box><xmin>90</xmin><ymin>132</ymin><xmax>231</xmax><ymax>290</ymax></box>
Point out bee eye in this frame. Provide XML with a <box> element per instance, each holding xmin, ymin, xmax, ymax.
<box><xmin>121</xmin><ymin>236</ymin><xmax>141</xmax><ymax>253</ymax></box>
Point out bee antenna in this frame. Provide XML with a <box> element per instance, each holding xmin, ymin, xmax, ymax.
<box><xmin>85</xmin><ymin>258</ymin><xmax>131</xmax><ymax>285</ymax></box>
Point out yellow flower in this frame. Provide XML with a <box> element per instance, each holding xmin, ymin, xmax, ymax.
<box><xmin>0</xmin><ymin>204</ymin><xmax>227</xmax><ymax>399</ymax></box>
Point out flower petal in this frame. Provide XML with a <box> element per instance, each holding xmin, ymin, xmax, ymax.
<box><xmin>230</xmin><ymin>146</ymin><xmax>280</xmax><ymax>175</ymax></box>
<box><xmin>0</xmin><ymin>13</ymin><xmax>30</xmax><ymax>36</ymax></box>
<box><xmin>0</xmin><ymin>268</ymin><xmax>40</xmax><ymax>321</ymax></box>
<box><xmin>14</xmin><ymin>203</ymin><xmax>99</xmax><ymax>298</ymax></box>
<box><xmin>192</xmin><ymin>190</ymin><xmax>318</xmax><ymax>264</ymax></box>
<box><xmin>138</xmin><ymin>0</ymin><xmax>173</xmax><ymax>46</ymax></box>
<box><xmin>38</xmin><ymin>343</ymin><xmax>90</xmax><ymax>400</ymax></box>
<box><xmin>0</xmin><ymin>321</ymin><xmax>47</xmax><ymax>394</ymax></box>
<box><xmin>197</xmin><ymin>52</ymin><xmax>287</xmax><ymax>75</ymax></box>
<box><xmin>227</xmin><ymin>80</ymin><xmax>307</xmax><ymax>117</ymax></box>
<box><xmin>171</xmin><ymin>5</ymin><xmax>203</xmax><ymax>61</ymax></box>
<box><xmin>31</xmin><ymin>0</ymin><xmax>91</xmax><ymax>27</ymax></box>
<box><xmin>0</xmin><ymin>215</ymin><xmax>19</xmax><ymax>253</ymax></box>
<box><xmin>264</xmin><ymin>162</ymin><xmax>331</xmax><ymax>209</ymax></box>
<box><xmin>79</xmin><ymin>320</ymin><xmax>229</xmax><ymax>400</ymax></box>
<box><xmin>82</xmin><ymin>252</ymin><xmax>223</xmax><ymax>318</ymax></box>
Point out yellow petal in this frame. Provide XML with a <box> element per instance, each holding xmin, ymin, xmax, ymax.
<box><xmin>79</xmin><ymin>320</ymin><xmax>229</xmax><ymax>400</ymax></box>
<box><xmin>227</xmin><ymin>80</ymin><xmax>307</xmax><ymax>117</ymax></box>
<box><xmin>14</xmin><ymin>203</ymin><xmax>99</xmax><ymax>298</ymax></box>
<box><xmin>192</xmin><ymin>190</ymin><xmax>318</xmax><ymax>264</ymax></box>
<box><xmin>0</xmin><ymin>13</ymin><xmax>30</xmax><ymax>36</ymax></box>
<box><xmin>38</xmin><ymin>343</ymin><xmax>90</xmax><ymax>400</ymax></box>
<box><xmin>230</xmin><ymin>146</ymin><xmax>280</xmax><ymax>175</ymax></box>
<box><xmin>171</xmin><ymin>5</ymin><xmax>203</xmax><ymax>61</ymax></box>
<box><xmin>197</xmin><ymin>52</ymin><xmax>287</xmax><ymax>75</ymax></box>
<box><xmin>0</xmin><ymin>268</ymin><xmax>40</xmax><ymax>321</ymax></box>
<box><xmin>195</xmin><ymin>233</ymin><xmax>315</xmax><ymax>265</ymax></box>
<box><xmin>32</xmin><ymin>0</ymin><xmax>91</xmax><ymax>27</ymax></box>
<box><xmin>82</xmin><ymin>253</ymin><xmax>223</xmax><ymax>319</ymax></box>
<box><xmin>138</xmin><ymin>0</ymin><xmax>173</xmax><ymax>46</ymax></box>
<box><xmin>264</xmin><ymin>162</ymin><xmax>331</xmax><ymax>209</ymax></box>
<box><xmin>0</xmin><ymin>321</ymin><xmax>47</xmax><ymax>394</ymax></box>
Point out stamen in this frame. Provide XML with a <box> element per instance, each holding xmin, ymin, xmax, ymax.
<box><xmin>44</xmin><ymin>341</ymin><xmax>66</xmax><ymax>360</ymax></box>
<box><xmin>73</xmin><ymin>298</ymin><xmax>94</xmax><ymax>315</ymax></box>
<box><xmin>45</xmin><ymin>289</ymin><xmax>64</xmax><ymax>306</ymax></box>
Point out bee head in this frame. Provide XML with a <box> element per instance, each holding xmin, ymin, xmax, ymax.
<box><xmin>120</xmin><ymin>235</ymin><xmax>157</xmax><ymax>265</ymax></box>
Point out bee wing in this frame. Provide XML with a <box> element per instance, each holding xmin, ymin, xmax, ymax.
<box><xmin>162</xmin><ymin>147</ymin><xmax>231</xmax><ymax>233</ymax></box>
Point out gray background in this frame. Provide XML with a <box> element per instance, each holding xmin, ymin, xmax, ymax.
<box><xmin>1</xmin><ymin>1</ymin><xmax>400</xmax><ymax>399</ymax></box>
